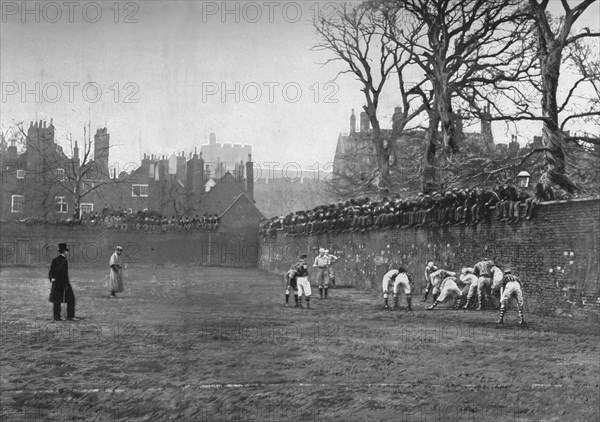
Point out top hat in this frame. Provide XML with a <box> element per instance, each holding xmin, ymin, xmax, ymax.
<box><xmin>58</xmin><ymin>243</ymin><xmax>69</xmax><ymax>253</ymax></box>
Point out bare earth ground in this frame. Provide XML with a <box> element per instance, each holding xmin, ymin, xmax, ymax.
<box><xmin>0</xmin><ymin>266</ymin><xmax>598</xmax><ymax>422</ymax></box>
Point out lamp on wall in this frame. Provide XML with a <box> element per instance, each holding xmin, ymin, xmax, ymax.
<box><xmin>517</xmin><ymin>170</ymin><xmax>531</xmax><ymax>188</ymax></box>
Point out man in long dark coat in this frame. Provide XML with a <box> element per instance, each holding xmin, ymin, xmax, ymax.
<box><xmin>48</xmin><ymin>243</ymin><xmax>77</xmax><ymax>321</ymax></box>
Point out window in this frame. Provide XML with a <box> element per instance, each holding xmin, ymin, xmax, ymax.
<box><xmin>16</xmin><ymin>170</ymin><xmax>25</xmax><ymax>179</ymax></box>
<box><xmin>132</xmin><ymin>184</ymin><xmax>149</xmax><ymax>197</ymax></box>
<box><xmin>56</xmin><ymin>168</ymin><xmax>66</xmax><ymax>181</ymax></box>
<box><xmin>80</xmin><ymin>203</ymin><xmax>94</xmax><ymax>215</ymax></box>
<box><xmin>56</xmin><ymin>196</ymin><xmax>68</xmax><ymax>213</ymax></box>
<box><xmin>11</xmin><ymin>195</ymin><xmax>24</xmax><ymax>213</ymax></box>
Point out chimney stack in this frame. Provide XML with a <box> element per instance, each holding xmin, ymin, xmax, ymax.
<box><xmin>245</xmin><ymin>154</ymin><xmax>254</xmax><ymax>200</ymax></box>
<box><xmin>360</xmin><ymin>111</ymin><xmax>370</xmax><ymax>133</ymax></box>
<box><xmin>350</xmin><ymin>109</ymin><xmax>356</xmax><ymax>134</ymax></box>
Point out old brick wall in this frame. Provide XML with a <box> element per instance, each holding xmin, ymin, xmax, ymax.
<box><xmin>259</xmin><ymin>199</ymin><xmax>600</xmax><ymax>319</ymax></box>
<box><xmin>0</xmin><ymin>222</ymin><xmax>259</xmax><ymax>269</ymax></box>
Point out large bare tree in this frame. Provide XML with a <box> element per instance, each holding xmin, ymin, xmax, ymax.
<box><xmin>385</xmin><ymin>0</ymin><xmax>531</xmax><ymax>155</ymax></box>
<box><xmin>314</xmin><ymin>2</ymin><xmax>426</xmax><ymax>193</ymax></box>
<box><xmin>314</xmin><ymin>1</ymin><xmax>429</xmax><ymax>195</ymax></box>
<box><xmin>526</xmin><ymin>0</ymin><xmax>599</xmax><ymax>192</ymax></box>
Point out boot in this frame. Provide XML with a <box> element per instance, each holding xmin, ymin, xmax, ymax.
<box><xmin>421</xmin><ymin>290</ymin><xmax>429</xmax><ymax>302</ymax></box>
<box><xmin>452</xmin><ymin>298</ymin><xmax>460</xmax><ymax>309</ymax></box>
<box><xmin>285</xmin><ymin>294</ymin><xmax>290</xmax><ymax>306</ymax></box>
<box><xmin>476</xmin><ymin>294</ymin><xmax>484</xmax><ymax>310</ymax></box>
<box><xmin>406</xmin><ymin>294</ymin><xmax>413</xmax><ymax>311</ymax></box>
<box><xmin>496</xmin><ymin>304</ymin><xmax>506</xmax><ymax>324</ymax></box>
<box><xmin>383</xmin><ymin>296</ymin><xmax>389</xmax><ymax>309</ymax></box>
<box><xmin>319</xmin><ymin>287</ymin><xmax>323</xmax><ymax>299</ymax></box>
<box><xmin>518</xmin><ymin>305</ymin><xmax>525</xmax><ymax>325</ymax></box>
<box><xmin>432</xmin><ymin>292</ymin><xmax>439</xmax><ymax>303</ymax></box>
<box><xmin>306</xmin><ymin>298</ymin><xmax>310</xmax><ymax>309</ymax></box>
<box><xmin>427</xmin><ymin>300</ymin><xmax>439</xmax><ymax>310</ymax></box>
<box><xmin>393</xmin><ymin>295</ymin><xmax>399</xmax><ymax>309</ymax></box>
<box><xmin>324</xmin><ymin>288</ymin><xmax>328</xmax><ymax>298</ymax></box>
<box><xmin>297</xmin><ymin>297</ymin><xmax>303</xmax><ymax>308</ymax></box>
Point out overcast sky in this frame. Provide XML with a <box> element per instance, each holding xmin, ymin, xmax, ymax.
<box><xmin>2</xmin><ymin>1</ymin><xmax>598</xmax><ymax>171</ymax></box>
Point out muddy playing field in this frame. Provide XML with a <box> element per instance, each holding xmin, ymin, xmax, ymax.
<box><xmin>1</xmin><ymin>266</ymin><xmax>598</xmax><ymax>421</ymax></box>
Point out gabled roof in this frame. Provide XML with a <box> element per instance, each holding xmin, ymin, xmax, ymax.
<box><xmin>198</xmin><ymin>171</ymin><xmax>248</xmax><ymax>215</ymax></box>
<box><xmin>219</xmin><ymin>192</ymin><xmax>263</xmax><ymax>219</ymax></box>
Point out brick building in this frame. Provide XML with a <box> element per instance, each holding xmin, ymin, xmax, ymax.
<box><xmin>0</xmin><ymin>120</ymin><xmax>262</xmax><ymax>223</ymax></box>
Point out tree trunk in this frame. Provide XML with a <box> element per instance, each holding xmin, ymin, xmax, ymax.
<box><xmin>423</xmin><ymin>111</ymin><xmax>440</xmax><ymax>192</ymax></box>
<box><xmin>435</xmin><ymin>80</ymin><xmax>458</xmax><ymax>154</ymax></box>
<box><xmin>540</xmin><ymin>43</ymin><xmax>577</xmax><ymax>193</ymax></box>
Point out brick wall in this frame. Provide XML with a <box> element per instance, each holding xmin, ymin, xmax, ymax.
<box><xmin>0</xmin><ymin>222</ymin><xmax>259</xmax><ymax>269</ymax></box>
<box><xmin>259</xmin><ymin>199</ymin><xmax>600</xmax><ymax>319</ymax></box>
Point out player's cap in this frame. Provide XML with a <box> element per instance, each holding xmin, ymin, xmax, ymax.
<box><xmin>116</xmin><ymin>246</ymin><xmax>123</xmax><ymax>251</ymax></box>
<box><xmin>299</xmin><ymin>254</ymin><xmax>307</xmax><ymax>259</ymax></box>
<box><xmin>427</xmin><ymin>261</ymin><xmax>434</xmax><ymax>268</ymax></box>
<box><xmin>319</xmin><ymin>248</ymin><xmax>327</xmax><ymax>253</ymax></box>
<box><xmin>504</xmin><ymin>268</ymin><xmax>512</xmax><ymax>274</ymax></box>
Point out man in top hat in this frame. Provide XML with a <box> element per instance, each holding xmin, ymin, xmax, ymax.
<box><xmin>48</xmin><ymin>243</ymin><xmax>78</xmax><ymax>321</ymax></box>
<box><xmin>108</xmin><ymin>246</ymin><xmax>124</xmax><ymax>298</ymax></box>
<box><xmin>313</xmin><ymin>248</ymin><xmax>338</xmax><ymax>299</ymax></box>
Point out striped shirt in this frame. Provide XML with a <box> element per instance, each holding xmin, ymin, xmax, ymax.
<box><xmin>502</xmin><ymin>273</ymin><xmax>522</xmax><ymax>287</ymax></box>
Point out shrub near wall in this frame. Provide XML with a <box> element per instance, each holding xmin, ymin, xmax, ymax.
<box><xmin>0</xmin><ymin>222</ymin><xmax>259</xmax><ymax>269</ymax></box>
<box><xmin>259</xmin><ymin>199</ymin><xmax>600</xmax><ymax>320</ymax></box>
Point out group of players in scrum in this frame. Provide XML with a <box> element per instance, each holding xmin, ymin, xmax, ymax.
<box><xmin>284</xmin><ymin>253</ymin><xmax>525</xmax><ymax>325</ymax></box>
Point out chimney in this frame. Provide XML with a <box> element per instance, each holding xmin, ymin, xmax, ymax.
<box><xmin>360</xmin><ymin>111</ymin><xmax>370</xmax><ymax>132</ymax></box>
<box><xmin>245</xmin><ymin>154</ymin><xmax>254</xmax><ymax>200</ymax></box>
<box><xmin>350</xmin><ymin>109</ymin><xmax>356</xmax><ymax>134</ymax></box>
<box><xmin>50</xmin><ymin>118</ymin><xmax>53</xmax><ymax>126</ymax></box>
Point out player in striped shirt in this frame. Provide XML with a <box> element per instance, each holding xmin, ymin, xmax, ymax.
<box><xmin>496</xmin><ymin>269</ymin><xmax>525</xmax><ymax>325</ymax></box>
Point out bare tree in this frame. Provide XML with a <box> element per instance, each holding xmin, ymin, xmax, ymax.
<box><xmin>469</xmin><ymin>0</ymin><xmax>600</xmax><ymax>193</ymax></box>
<box><xmin>385</xmin><ymin>0</ymin><xmax>532</xmax><ymax>157</ymax></box>
<box><xmin>14</xmin><ymin>120</ymin><xmax>121</xmax><ymax>219</ymax></box>
<box><xmin>314</xmin><ymin>1</ymin><xmax>428</xmax><ymax>194</ymax></box>
<box><xmin>159</xmin><ymin>174</ymin><xmax>191</xmax><ymax>219</ymax></box>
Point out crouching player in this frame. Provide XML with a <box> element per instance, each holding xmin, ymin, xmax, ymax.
<box><xmin>381</xmin><ymin>266</ymin><xmax>413</xmax><ymax>310</ymax></box>
<box><xmin>461</xmin><ymin>267</ymin><xmax>479</xmax><ymax>309</ymax></box>
<box><xmin>427</xmin><ymin>275</ymin><xmax>464</xmax><ymax>310</ymax></box>
<box><xmin>429</xmin><ymin>268</ymin><xmax>457</xmax><ymax>303</ymax></box>
<box><xmin>496</xmin><ymin>269</ymin><xmax>525</xmax><ymax>325</ymax></box>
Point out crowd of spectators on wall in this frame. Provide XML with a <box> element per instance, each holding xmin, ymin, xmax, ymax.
<box><xmin>260</xmin><ymin>182</ymin><xmax>566</xmax><ymax>238</ymax></box>
<box><xmin>19</xmin><ymin>207</ymin><xmax>221</xmax><ymax>232</ymax></box>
